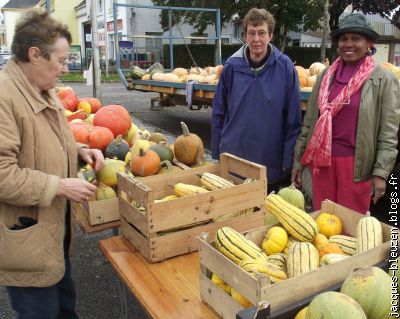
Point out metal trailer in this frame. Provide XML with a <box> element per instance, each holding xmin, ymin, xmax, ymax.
<box><xmin>127</xmin><ymin>78</ymin><xmax>312</xmax><ymax>111</ymax></box>
<box><xmin>113</xmin><ymin>3</ymin><xmax>222</xmax><ymax>88</ymax></box>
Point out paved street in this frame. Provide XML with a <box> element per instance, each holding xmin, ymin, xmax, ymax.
<box><xmin>0</xmin><ymin>81</ymin><xmax>213</xmax><ymax>319</ymax></box>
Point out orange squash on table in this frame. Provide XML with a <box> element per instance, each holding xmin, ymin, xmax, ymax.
<box><xmin>93</xmin><ymin>104</ymin><xmax>131</xmax><ymax>138</ymax></box>
<box><xmin>79</xmin><ymin>97</ymin><xmax>102</xmax><ymax>113</ymax></box>
<box><xmin>313</xmin><ymin>233</ymin><xmax>330</xmax><ymax>250</ymax></box>
<box><xmin>130</xmin><ymin>148</ymin><xmax>160</xmax><ymax>177</ymax></box>
<box><xmin>318</xmin><ymin>242</ymin><xmax>345</xmax><ymax>259</ymax></box>
<box><xmin>315</xmin><ymin>213</ymin><xmax>343</xmax><ymax>238</ymax></box>
<box><xmin>69</xmin><ymin>122</ymin><xmax>114</xmax><ymax>151</ymax></box>
<box><xmin>174</xmin><ymin>121</ymin><xmax>204</xmax><ymax>166</ymax></box>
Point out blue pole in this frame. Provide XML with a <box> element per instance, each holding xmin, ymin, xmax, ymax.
<box><xmin>113</xmin><ymin>2</ymin><xmax>127</xmax><ymax>88</ymax></box>
<box><xmin>216</xmin><ymin>9</ymin><xmax>221</xmax><ymax>65</ymax></box>
<box><xmin>46</xmin><ymin>0</ymin><xmax>50</xmax><ymax>14</ymax></box>
<box><xmin>168</xmin><ymin>9</ymin><xmax>173</xmax><ymax>70</ymax></box>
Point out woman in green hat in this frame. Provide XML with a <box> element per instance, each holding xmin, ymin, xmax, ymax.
<box><xmin>291</xmin><ymin>13</ymin><xmax>399</xmax><ymax>213</ymax></box>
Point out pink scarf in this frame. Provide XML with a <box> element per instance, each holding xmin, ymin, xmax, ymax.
<box><xmin>300</xmin><ymin>56</ymin><xmax>375</xmax><ymax>172</ymax></box>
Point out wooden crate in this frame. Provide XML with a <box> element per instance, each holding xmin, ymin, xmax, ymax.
<box><xmin>198</xmin><ymin>200</ymin><xmax>392</xmax><ymax>319</ymax></box>
<box><xmin>80</xmin><ymin>198</ymin><xmax>119</xmax><ymax>226</ymax></box>
<box><xmin>117</xmin><ymin>153</ymin><xmax>267</xmax><ymax>262</ymax></box>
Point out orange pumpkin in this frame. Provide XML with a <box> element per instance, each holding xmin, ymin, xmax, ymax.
<box><xmin>66</xmin><ymin>109</ymin><xmax>86</xmax><ymax>122</ymax></box>
<box><xmin>315</xmin><ymin>213</ymin><xmax>343</xmax><ymax>238</ymax></box>
<box><xmin>93</xmin><ymin>104</ymin><xmax>131</xmax><ymax>138</ymax></box>
<box><xmin>313</xmin><ymin>233</ymin><xmax>330</xmax><ymax>250</ymax></box>
<box><xmin>62</xmin><ymin>98</ymin><xmax>78</xmax><ymax>112</ymax></box>
<box><xmin>79</xmin><ymin>97</ymin><xmax>102</xmax><ymax>113</ymax></box>
<box><xmin>318</xmin><ymin>242</ymin><xmax>345</xmax><ymax>259</ymax></box>
<box><xmin>69</xmin><ymin>122</ymin><xmax>114</xmax><ymax>151</ymax></box>
<box><xmin>173</xmin><ymin>121</ymin><xmax>204</xmax><ymax>166</ymax></box>
<box><xmin>130</xmin><ymin>148</ymin><xmax>160</xmax><ymax>177</ymax></box>
<box><xmin>56</xmin><ymin>87</ymin><xmax>74</xmax><ymax>100</ymax></box>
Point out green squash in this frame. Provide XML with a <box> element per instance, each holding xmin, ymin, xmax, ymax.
<box><xmin>149</xmin><ymin>142</ymin><xmax>174</xmax><ymax>163</ymax></box>
<box><xmin>105</xmin><ymin>135</ymin><xmax>130</xmax><ymax>161</ymax></box>
<box><xmin>306</xmin><ymin>291</ymin><xmax>366</xmax><ymax>319</ymax></box>
<box><xmin>277</xmin><ymin>183</ymin><xmax>305</xmax><ymax>210</ymax></box>
<box><xmin>341</xmin><ymin>266</ymin><xmax>392</xmax><ymax>319</ymax></box>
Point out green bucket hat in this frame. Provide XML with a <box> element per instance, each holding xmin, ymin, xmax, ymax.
<box><xmin>331</xmin><ymin>13</ymin><xmax>379</xmax><ymax>42</ymax></box>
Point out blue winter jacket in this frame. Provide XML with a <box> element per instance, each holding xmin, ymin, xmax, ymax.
<box><xmin>211</xmin><ymin>44</ymin><xmax>302</xmax><ymax>183</ymax></box>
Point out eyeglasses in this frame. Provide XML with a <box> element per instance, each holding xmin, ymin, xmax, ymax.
<box><xmin>58</xmin><ymin>59</ymin><xmax>68</xmax><ymax>68</ymax></box>
<box><xmin>246</xmin><ymin>31</ymin><xmax>269</xmax><ymax>39</ymax></box>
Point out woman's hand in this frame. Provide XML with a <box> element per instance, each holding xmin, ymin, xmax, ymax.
<box><xmin>371</xmin><ymin>175</ymin><xmax>386</xmax><ymax>204</ymax></box>
<box><xmin>57</xmin><ymin>178</ymin><xmax>97</xmax><ymax>203</ymax></box>
<box><xmin>79</xmin><ymin>148</ymin><xmax>105</xmax><ymax>171</ymax></box>
<box><xmin>291</xmin><ymin>167</ymin><xmax>303</xmax><ymax>188</ymax></box>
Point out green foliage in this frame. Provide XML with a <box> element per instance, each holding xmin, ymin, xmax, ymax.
<box><xmin>329</xmin><ymin>0</ymin><xmax>400</xmax><ymax>33</ymax></box>
<box><xmin>151</xmin><ymin>0</ymin><xmax>325</xmax><ymax>50</ymax></box>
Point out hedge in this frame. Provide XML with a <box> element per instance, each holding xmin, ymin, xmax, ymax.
<box><xmin>162</xmin><ymin>44</ymin><xmax>333</xmax><ymax>68</ymax></box>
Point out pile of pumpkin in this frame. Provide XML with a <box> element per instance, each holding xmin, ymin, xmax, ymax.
<box><xmin>293</xmin><ymin>264</ymin><xmax>394</xmax><ymax>319</ymax></box>
<box><xmin>127</xmin><ymin>62</ymin><xmax>223</xmax><ymax>85</ymax></box>
<box><xmin>381</xmin><ymin>61</ymin><xmax>400</xmax><ymax>79</ymax></box>
<box><xmin>210</xmin><ymin>185</ymin><xmax>388</xmax><ymax>312</ymax></box>
<box><xmin>57</xmin><ymin>88</ymin><xmax>208</xmax><ymax>203</ymax></box>
<box><xmin>295</xmin><ymin>60</ymin><xmax>400</xmax><ymax>92</ymax></box>
<box><xmin>295</xmin><ymin>61</ymin><xmax>328</xmax><ymax>91</ymax></box>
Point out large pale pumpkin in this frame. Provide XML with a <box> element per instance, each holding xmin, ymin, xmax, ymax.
<box><xmin>69</xmin><ymin>122</ymin><xmax>114</xmax><ymax>151</ymax></box>
<box><xmin>305</xmin><ymin>291</ymin><xmax>366</xmax><ymax>319</ymax></box>
<box><xmin>93</xmin><ymin>104</ymin><xmax>131</xmax><ymax>138</ymax></box>
<box><xmin>277</xmin><ymin>183</ymin><xmax>305</xmax><ymax>210</ymax></box>
<box><xmin>174</xmin><ymin>121</ymin><xmax>204</xmax><ymax>166</ymax></box>
<box><xmin>340</xmin><ymin>266</ymin><xmax>392</xmax><ymax>319</ymax></box>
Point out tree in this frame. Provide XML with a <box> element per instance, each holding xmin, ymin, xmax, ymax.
<box><xmin>329</xmin><ymin>1</ymin><xmax>400</xmax><ymax>33</ymax></box>
<box><xmin>151</xmin><ymin>0</ymin><xmax>325</xmax><ymax>52</ymax></box>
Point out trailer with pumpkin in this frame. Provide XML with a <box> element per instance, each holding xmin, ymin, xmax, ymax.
<box><xmin>124</xmin><ymin>62</ymin><xmax>325</xmax><ymax>111</ymax></box>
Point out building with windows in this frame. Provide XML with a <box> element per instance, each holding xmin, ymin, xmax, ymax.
<box><xmin>72</xmin><ymin>0</ymin><xmax>240</xmax><ymax>69</ymax></box>
<box><xmin>1</xmin><ymin>0</ymin><xmax>41</xmax><ymax>50</ymax></box>
<box><xmin>288</xmin><ymin>7</ymin><xmax>400</xmax><ymax>65</ymax></box>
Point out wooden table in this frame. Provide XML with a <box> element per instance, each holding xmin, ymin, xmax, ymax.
<box><xmin>99</xmin><ymin>235</ymin><xmax>220</xmax><ymax>319</ymax></box>
<box><xmin>72</xmin><ymin>203</ymin><xmax>120</xmax><ymax>235</ymax></box>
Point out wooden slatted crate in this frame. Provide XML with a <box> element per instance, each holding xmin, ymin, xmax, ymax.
<box><xmin>117</xmin><ymin>153</ymin><xmax>267</xmax><ymax>262</ymax></box>
<box><xmin>198</xmin><ymin>200</ymin><xmax>392</xmax><ymax>319</ymax></box>
<box><xmin>80</xmin><ymin>198</ymin><xmax>119</xmax><ymax>226</ymax></box>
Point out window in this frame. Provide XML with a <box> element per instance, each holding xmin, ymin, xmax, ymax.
<box><xmin>221</xmin><ymin>37</ymin><xmax>230</xmax><ymax>45</ymax></box>
<box><xmin>292</xmin><ymin>39</ymin><xmax>300</xmax><ymax>47</ymax></box>
<box><xmin>98</xmin><ymin>0</ymin><xmax>103</xmax><ymax>13</ymax></box>
<box><xmin>145</xmin><ymin>32</ymin><xmax>162</xmax><ymax>51</ymax></box>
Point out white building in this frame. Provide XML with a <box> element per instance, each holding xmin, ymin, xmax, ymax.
<box><xmin>74</xmin><ymin>0</ymin><xmax>240</xmax><ymax>68</ymax></box>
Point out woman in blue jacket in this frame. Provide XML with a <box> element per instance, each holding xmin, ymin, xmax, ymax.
<box><xmin>212</xmin><ymin>8</ymin><xmax>301</xmax><ymax>193</ymax></box>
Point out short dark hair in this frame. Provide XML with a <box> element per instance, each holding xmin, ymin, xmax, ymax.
<box><xmin>11</xmin><ymin>9</ymin><xmax>72</xmax><ymax>62</ymax></box>
<box><xmin>243</xmin><ymin>8</ymin><xmax>275</xmax><ymax>34</ymax></box>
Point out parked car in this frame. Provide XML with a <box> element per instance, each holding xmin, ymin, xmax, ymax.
<box><xmin>0</xmin><ymin>54</ymin><xmax>11</xmax><ymax>70</ymax></box>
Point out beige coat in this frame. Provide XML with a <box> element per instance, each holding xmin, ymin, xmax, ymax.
<box><xmin>0</xmin><ymin>59</ymin><xmax>80</xmax><ymax>287</ymax></box>
<box><xmin>293</xmin><ymin>65</ymin><xmax>400</xmax><ymax>181</ymax></box>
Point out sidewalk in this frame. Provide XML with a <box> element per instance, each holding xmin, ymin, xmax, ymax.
<box><xmin>0</xmin><ymin>226</ymin><xmax>149</xmax><ymax>319</ymax></box>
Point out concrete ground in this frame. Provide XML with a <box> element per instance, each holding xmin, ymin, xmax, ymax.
<box><xmin>0</xmin><ymin>81</ymin><xmax>212</xmax><ymax>319</ymax></box>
